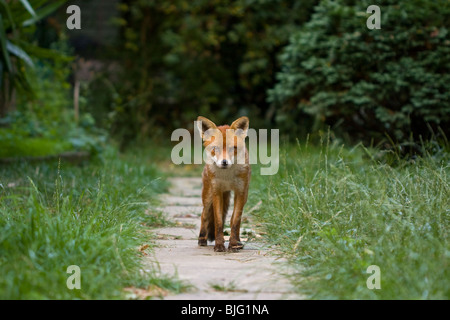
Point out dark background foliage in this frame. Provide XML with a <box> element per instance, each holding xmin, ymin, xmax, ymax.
<box><xmin>269</xmin><ymin>0</ymin><xmax>450</xmax><ymax>143</ymax></box>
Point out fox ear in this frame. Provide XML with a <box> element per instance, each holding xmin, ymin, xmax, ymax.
<box><xmin>230</xmin><ymin>116</ymin><xmax>249</xmax><ymax>137</ymax></box>
<box><xmin>197</xmin><ymin>116</ymin><xmax>218</xmax><ymax>140</ymax></box>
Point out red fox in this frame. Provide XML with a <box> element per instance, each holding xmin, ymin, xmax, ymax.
<box><xmin>196</xmin><ymin>116</ymin><xmax>251</xmax><ymax>252</ymax></box>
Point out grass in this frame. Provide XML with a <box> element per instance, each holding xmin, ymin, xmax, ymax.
<box><xmin>0</xmin><ymin>145</ymin><xmax>186</xmax><ymax>299</ymax></box>
<box><xmin>0</xmin><ymin>135</ymin><xmax>72</xmax><ymax>158</ymax></box>
<box><xmin>209</xmin><ymin>280</ymin><xmax>248</xmax><ymax>293</ymax></box>
<box><xmin>248</xmin><ymin>136</ymin><xmax>449</xmax><ymax>299</ymax></box>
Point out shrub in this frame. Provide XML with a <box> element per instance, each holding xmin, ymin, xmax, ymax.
<box><xmin>268</xmin><ymin>0</ymin><xmax>450</xmax><ymax>143</ymax></box>
<box><xmin>107</xmin><ymin>0</ymin><xmax>317</xmax><ymax>145</ymax></box>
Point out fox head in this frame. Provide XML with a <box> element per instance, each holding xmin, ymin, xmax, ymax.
<box><xmin>196</xmin><ymin>116</ymin><xmax>249</xmax><ymax>169</ymax></box>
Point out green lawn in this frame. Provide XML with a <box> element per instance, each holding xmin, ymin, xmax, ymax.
<box><xmin>248</xmin><ymin>137</ymin><xmax>449</xmax><ymax>299</ymax></box>
<box><xmin>0</xmin><ymin>146</ymin><xmax>184</xmax><ymax>299</ymax></box>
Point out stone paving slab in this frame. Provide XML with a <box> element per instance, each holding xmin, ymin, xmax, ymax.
<box><xmin>160</xmin><ymin>195</ymin><xmax>202</xmax><ymax>206</ymax></box>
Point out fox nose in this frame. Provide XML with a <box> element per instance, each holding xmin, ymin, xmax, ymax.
<box><xmin>221</xmin><ymin>160</ymin><xmax>228</xmax><ymax>166</ymax></box>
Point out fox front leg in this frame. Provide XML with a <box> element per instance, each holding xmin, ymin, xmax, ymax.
<box><xmin>212</xmin><ymin>193</ymin><xmax>226</xmax><ymax>252</ymax></box>
<box><xmin>198</xmin><ymin>205</ymin><xmax>210</xmax><ymax>246</ymax></box>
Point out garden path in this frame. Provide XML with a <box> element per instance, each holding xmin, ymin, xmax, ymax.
<box><xmin>147</xmin><ymin>177</ymin><xmax>302</xmax><ymax>300</ymax></box>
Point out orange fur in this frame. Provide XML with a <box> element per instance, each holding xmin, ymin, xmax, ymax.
<box><xmin>197</xmin><ymin>116</ymin><xmax>251</xmax><ymax>252</ymax></box>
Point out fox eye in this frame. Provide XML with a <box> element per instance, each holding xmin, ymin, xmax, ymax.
<box><xmin>211</xmin><ymin>146</ymin><xmax>219</xmax><ymax>155</ymax></box>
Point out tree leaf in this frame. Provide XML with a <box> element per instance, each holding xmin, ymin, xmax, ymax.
<box><xmin>0</xmin><ymin>14</ymin><xmax>12</xmax><ymax>72</ymax></box>
<box><xmin>0</xmin><ymin>60</ymin><xmax>3</xmax><ymax>88</ymax></box>
<box><xmin>6</xmin><ymin>40</ymin><xmax>34</xmax><ymax>67</ymax></box>
<box><xmin>0</xmin><ymin>0</ymin><xmax>16</xmax><ymax>31</ymax></box>
<box><xmin>18</xmin><ymin>40</ymin><xmax>73</xmax><ymax>62</ymax></box>
<box><xmin>22</xmin><ymin>0</ymin><xmax>66</xmax><ymax>27</ymax></box>
<box><xmin>19</xmin><ymin>0</ymin><xmax>37</xmax><ymax>18</ymax></box>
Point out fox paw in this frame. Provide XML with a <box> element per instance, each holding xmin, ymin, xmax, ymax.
<box><xmin>228</xmin><ymin>242</ymin><xmax>244</xmax><ymax>252</ymax></box>
<box><xmin>198</xmin><ymin>239</ymin><xmax>207</xmax><ymax>246</ymax></box>
<box><xmin>214</xmin><ymin>243</ymin><xmax>226</xmax><ymax>252</ymax></box>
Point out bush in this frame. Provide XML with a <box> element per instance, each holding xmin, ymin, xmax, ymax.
<box><xmin>0</xmin><ymin>0</ymin><xmax>69</xmax><ymax>115</ymax></box>
<box><xmin>268</xmin><ymin>0</ymin><xmax>450</xmax><ymax>143</ymax></box>
<box><xmin>0</xmin><ymin>1</ymin><xmax>106</xmax><ymax>158</ymax></box>
<box><xmin>107</xmin><ymin>0</ymin><xmax>317</xmax><ymax>145</ymax></box>
<box><xmin>0</xmin><ymin>59</ymin><xmax>107</xmax><ymax>158</ymax></box>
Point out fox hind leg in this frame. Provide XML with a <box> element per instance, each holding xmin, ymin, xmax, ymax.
<box><xmin>206</xmin><ymin>205</ymin><xmax>215</xmax><ymax>242</ymax></box>
<box><xmin>222</xmin><ymin>191</ymin><xmax>230</xmax><ymax>226</ymax></box>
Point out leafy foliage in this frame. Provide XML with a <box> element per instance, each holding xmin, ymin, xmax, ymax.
<box><xmin>0</xmin><ymin>0</ymin><xmax>68</xmax><ymax>112</ymax></box>
<box><xmin>0</xmin><ymin>48</ymin><xmax>106</xmax><ymax>158</ymax></box>
<box><xmin>268</xmin><ymin>0</ymin><xmax>450</xmax><ymax>142</ymax></box>
<box><xmin>0</xmin><ymin>0</ymin><xmax>108</xmax><ymax>158</ymax></box>
<box><xmin>107</xmin><ymin>0</ymin><xmax>317</xmax><ymax>145</ymax></box>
